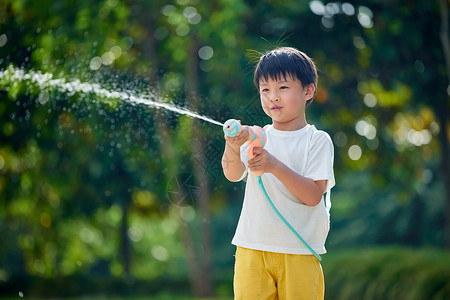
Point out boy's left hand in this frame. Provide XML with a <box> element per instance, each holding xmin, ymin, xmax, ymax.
<box><xmin>248</xmin><ymin>147</ymin><xmax>279</xmax><ymax>174</ymax></box>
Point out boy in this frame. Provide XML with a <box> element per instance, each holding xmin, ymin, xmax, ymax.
<box><xmin>222</xmin><ymin>47</ymin><xmax>335</xmax><ymax>300</ymax></box>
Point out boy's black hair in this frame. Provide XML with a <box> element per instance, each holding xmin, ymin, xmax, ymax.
<box><xmin>253</xmin><ymin>47</ymin><xmax>318</xmax><ymax>106</ymax></box>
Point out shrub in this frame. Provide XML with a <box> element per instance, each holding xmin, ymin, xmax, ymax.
<box><xmin>323</xmin><ymin>247</ymin><xmax>450</xmax><ymax>300</ymax></box>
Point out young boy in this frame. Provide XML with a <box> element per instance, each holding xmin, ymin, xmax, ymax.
<box><xmin>222</xmin><ymin>47</ymin><xmax>335</xmax><ymax>300</ymax></box>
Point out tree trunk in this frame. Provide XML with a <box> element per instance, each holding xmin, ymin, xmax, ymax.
<box><xmin>117</xmin><ymin>161</ymin><xmax>131</xmax><ymax>279</ymax></box>
<box><xmin>153</xmin><ymin>102</ymin><xmax>207</xmax><ymax>296</ymax></box>
<box><xmin>144</xmin><ymin>22</ymin><xmax>212</xmax><ymax>296</ymax></box>
<box><xmin>120</xmin><ymin>201</ymin><xmax>131</xmax><ymax>276</ymax></box>
<box><xmin>177</xmin><ymin>200</ymin><xmax>205</xmax><ymax>296</ymax></box>
<box><xmin>185</xmin><ymin>36</ymin><xmax>214</xmax><ymax>297</ymax></box>
<box><xmin>438</xmin><ymin>0</ymin><xmax>450</xmax><ymax>249</ymax></box>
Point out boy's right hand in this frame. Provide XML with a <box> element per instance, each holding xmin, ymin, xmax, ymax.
<box><xmin>224</xmin><ymin>124</ymin><xmax>249</xmax><ymax>151</ymax></box>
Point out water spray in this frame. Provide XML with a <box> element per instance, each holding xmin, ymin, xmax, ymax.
<box><xmin>0</xmin><ymin>66</ymin><xmax>224</xmax><ymax>127</ymax></box>
<box><xmin>222</xmin><ymin>119</ymin><xmax>322</xmax><ymax>261</ymax></box>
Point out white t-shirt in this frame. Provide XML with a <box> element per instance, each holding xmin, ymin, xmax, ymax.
<box><xmin>231</xmin><ymin>124</ymin><xmax>335</xmax><ymax>255</ymax></box>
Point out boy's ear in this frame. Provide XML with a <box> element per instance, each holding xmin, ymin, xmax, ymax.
<box><xmin>305</xmin><ymin>83</ymin><xmax>316</xmax><ymax>100</ymax></box>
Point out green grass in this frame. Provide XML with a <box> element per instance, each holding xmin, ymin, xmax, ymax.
<box><xmin>322</xmin><ymin>247</ymin><xmax>450</xmax><ymax>300</ymax></box>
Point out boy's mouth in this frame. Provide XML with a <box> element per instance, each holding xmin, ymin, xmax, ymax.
<box><xmin>271</xmin><ymin>105</ymin><xmax>282</xmax><ymax>112</ymax></box>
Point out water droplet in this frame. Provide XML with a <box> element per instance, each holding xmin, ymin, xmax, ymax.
<box><xmin>110</xmin><ymin>46</ymin><xmax>122</xmax><ymax>59</ymax></box>
<box><xmin>89</xmin><ymin>56</ymin><xmax>102</xmax><ymax>70</ymax></box>
<box><xmin>348</xmin><ymin>145</ymin><xmax>362</xmax><ymax>160</ymax></box>
<box><xmin>309</xmin><ymin>1</ymin><xmax>325</xmax><ymax>15</ymax></box>
<box><xmin>0</xmin><ymin>34</ymin><xmax>7</xmax><ymax>47</ymax></box>
<box><xmin>198</xmin><ymin>46</ymin><xmax>213</xmax><ymax>60</ymax></box>
<box><xmin>342</xmin><ymin>3</ymin><xmax>355</xmax><ymax>16</ymax></box>
<box><xmin>38</xmin><ymin>90</ymin><xmax>49</xmax><ymax>105</ymax></box>
<box><xmin>176</xmin><ymin>24</ymin><xmax>190</xmax><ymax>37</ymax></box>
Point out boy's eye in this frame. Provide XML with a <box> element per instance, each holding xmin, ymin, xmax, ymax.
<box><xmin>280</xmin><ymin>86</ymin><xmax>288</xmax><ymax>90</ymax></box>
<box><xmin>261</xmin><ymin>88</ymin><xmax>269</xmax><ymax>92</ymax></box>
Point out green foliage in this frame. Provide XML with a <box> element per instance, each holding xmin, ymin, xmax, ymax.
<box><xmin>323</xmin><ymin>247</ymin><xmax>450</xmax><ymax>300</ymax></box>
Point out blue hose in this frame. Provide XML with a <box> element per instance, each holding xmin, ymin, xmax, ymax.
<box><xmin>257</xmin><ymin>175</ymin><xmax>322</xmax><ymax>261</ymax></box>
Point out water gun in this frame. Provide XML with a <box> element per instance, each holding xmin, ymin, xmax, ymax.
<box><xmin>222</xmin><ymin>119</ymin><xmax>267</xmax><ymax>176</ymax></box>
<box><xmin>222</xmin><ymin>118</ymin><xmax>322</xmax><ymax>261</ymax></box>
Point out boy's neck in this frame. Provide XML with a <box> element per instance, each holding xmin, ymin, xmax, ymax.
<box><xmin>272</xmin><ymin>117</ymin><xmax>307</xmax><ymax>131</ymax></box>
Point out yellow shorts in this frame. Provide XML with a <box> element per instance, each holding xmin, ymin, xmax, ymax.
<box><xmin>233</xmin><ymin>246</ymin><xmax>324</xmax><ymax>300</ymax></box>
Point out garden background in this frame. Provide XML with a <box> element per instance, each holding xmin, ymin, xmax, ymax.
<box><xmin>1</xmin><ymin>0</ymin><xmax>449</xmax><ymax>299</ymax></box>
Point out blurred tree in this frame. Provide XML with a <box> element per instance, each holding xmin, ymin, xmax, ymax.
<box><xmin>0</xmin><ymin>0</ymin><xmax>165</xmax><ymax>282</ymax></box>
<box><xmin>438</xmin><ymin>0</ymin><xmax>450</xmax><ymax>248</ymax></box>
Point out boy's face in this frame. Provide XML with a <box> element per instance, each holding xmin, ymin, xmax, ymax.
<box><xmin>258</xmin><ymin>74</ymin><xmax>314</xmax><ymax>131</ymax></box>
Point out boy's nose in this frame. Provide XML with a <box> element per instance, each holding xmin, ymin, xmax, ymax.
<box><xmin>267</xmin><ymin>90</ymin><xmax>279</xmax><ymax>101</ymax></box>
<box><xmin>270</xmin><ymin>93</ymin><xmax>279</xmax><ymax>102</ymax></box>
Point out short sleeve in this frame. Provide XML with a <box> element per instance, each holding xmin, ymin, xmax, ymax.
<box><xmin>304</xmin><ymin>130</ymin><xmax>335</xmax><ymax>191</ymax></box>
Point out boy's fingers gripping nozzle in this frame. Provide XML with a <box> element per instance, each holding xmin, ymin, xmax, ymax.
<box><xmin>223</xmin><ymin>119</ymin><xmax>241</xmax><ymax>138</ymax></box>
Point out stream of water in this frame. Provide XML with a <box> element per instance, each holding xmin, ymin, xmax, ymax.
<box><xmin>0</xmin><ymin>66</ymin><xmax>224</xmax><ymax>127</ymax></box>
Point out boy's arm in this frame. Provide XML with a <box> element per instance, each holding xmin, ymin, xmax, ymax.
<box><xmin>271</xmin><ymin>160</ymin><xmax>326</xmax><ymax>206</ymax></box>
<box><xmin>222</xmin><ymin>143</ymin><xmax>246</xmax><ymax>182</ymax></box>
<box><xmin>250</xmin><ymin>148</ymin><xmax>326</xmax><ymax>206</ymax></box>
<box><xmin>222</xmin><ymin>128</ymin><xmax>249</xmax><ymax>182</ymax></box>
